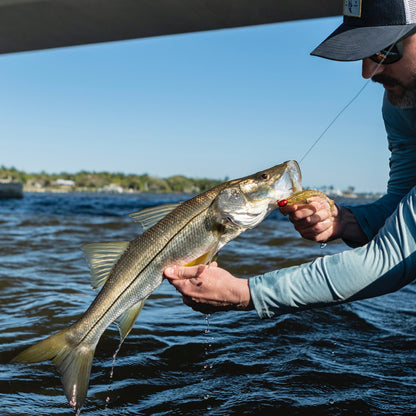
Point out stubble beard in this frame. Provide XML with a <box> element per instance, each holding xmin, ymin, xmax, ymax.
<box><xmin>372</xmin><ymin>73</ymin><xmax>416</xmax><ymax>108</ymax></box>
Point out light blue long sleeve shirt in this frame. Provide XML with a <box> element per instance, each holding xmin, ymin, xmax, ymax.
<box><xmin>249</xmin><ymin>93</ymin><xmax>416</xmax><ymax>318</ymax></box>
<box><xmin>348</xmin><ymin>93</ymin><xmax>416</xmax><ymax>240</ymax></box>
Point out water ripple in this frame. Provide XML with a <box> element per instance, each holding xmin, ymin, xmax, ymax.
<box><xmin>1</xmin><ymin>193</ymin><xmax>416</xmax><ymax>415</ymax></box>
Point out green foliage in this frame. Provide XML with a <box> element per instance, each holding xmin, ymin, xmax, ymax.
<box><xmin>0</xmin><ymin>166</ymin><xmax>222</xmax><ymax>194</ymax></box>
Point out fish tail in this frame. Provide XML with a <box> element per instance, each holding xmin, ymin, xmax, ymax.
<box><xmin>13</xmin><ymin>327</ymin><xmax>95</xmax><ymax>413</ymax></box>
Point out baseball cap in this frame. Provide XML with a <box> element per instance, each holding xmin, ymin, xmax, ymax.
<box><xmin>311</xmin><ymin>0</ymin><xmax>416</xmax><ymax>61</ymax></box>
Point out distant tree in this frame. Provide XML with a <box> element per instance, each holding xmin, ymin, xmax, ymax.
<box><xmin>1</xmin><ymin>166</ymin><xmax>225</xmax><ymax>193</ymax></box>
<box><xmin>344</xmin><ymin>186</ymin><xmax>355</xmax><ymax>194</ymax></box>
<box><xmin>166</xmin><ymin>176</ymin><xmax>192</xmax><ymax>192</ymax></box>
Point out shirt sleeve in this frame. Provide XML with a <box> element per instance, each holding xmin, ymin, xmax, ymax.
<box><xmin>347</xmin><ymin>93</ymin><xmax>416</xmax><ymax>241</ymax></box>
<box><xmin>249</xmin><ymin>186</ymin><xmax>416</xmax><ymax>319</ymax></box>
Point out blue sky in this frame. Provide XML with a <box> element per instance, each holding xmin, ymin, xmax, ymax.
<box><xmin>0</xmin><ymin>16</ymin><xmax>389</xmax><ymax>193</ymax></box>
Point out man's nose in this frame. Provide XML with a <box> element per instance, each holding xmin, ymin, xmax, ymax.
<box><xmin>362</xmin><ymin>58</ymin><xmax>384</xmax><ymax>79</ymax></box>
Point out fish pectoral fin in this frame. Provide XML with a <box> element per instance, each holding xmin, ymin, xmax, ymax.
<box><xmin>183</xmin><ymin>250</ymin><xmax>218</xmax><ymax>267</ymax></box>
<box><xmin>209</xmin><ymin>253</ymin><xmax>218</xmax><ymax>265</ymax></box>
<box><xmin>116</xmin><ymin>299</ymin><xmax>147</xmax><ymax>342</ymax></box>
<box><xmin>82</xmin><ymin>241</ymin><xmax>130</xmax><ymax>290</ymax></box>
<box><xmin>129</xmin><ymin>202</ymin><xmax>182</xmax><ymax>231</ymax></box>
<box><xmin>13</xmin><ymin>327</ymin><xmax>95</xmax><ymax>413</ymax></box>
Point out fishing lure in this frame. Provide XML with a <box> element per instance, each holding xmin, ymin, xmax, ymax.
<box><xmin>278</xmin><ymin>190</ymin><xmax>334</xmax><ymax>210</ymax></box>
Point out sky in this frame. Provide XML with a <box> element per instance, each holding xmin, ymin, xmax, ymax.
<box><xmin>0</xmin><ymin>16</ymin><xmax>390</xmax><ymax>193</ymax></box>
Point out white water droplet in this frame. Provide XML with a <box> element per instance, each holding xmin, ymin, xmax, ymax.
<box><xmin>201</xmin><ymin>314</ymin><xmax>214</xmax><ymax>403</ymax></box>
<box><xmin>105</xmin><ymin>341</ymin><xmax>123</xmax><ymax>409</ymax></box>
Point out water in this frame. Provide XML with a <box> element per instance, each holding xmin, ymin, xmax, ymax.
<box><xmin>1</xmin><ymin>192</ymin><xmax>416</xmax><ymax>415</ymax></box>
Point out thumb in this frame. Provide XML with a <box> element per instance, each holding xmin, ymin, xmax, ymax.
<box><xmin>164</xmin><ymin>264</ymin><xmax>206</xmax><ymax>280</ymax></box>
<box><xmin>279</xmin><ymin>204</ymin><xmax>298</xmax><ymax>216</ymax></box>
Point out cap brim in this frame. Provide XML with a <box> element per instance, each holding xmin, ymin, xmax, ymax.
<box><xmin>311</xmin><ymin>24</ymin><xmax>416</xmax><ymax>61</ymax></box>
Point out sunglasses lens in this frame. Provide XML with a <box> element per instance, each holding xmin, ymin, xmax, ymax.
<box><xmin>369</xmin><ymin>44</ymin><xmax>402</xmax><ymax>64</ymax></box>
<box><xmin>370</xmin><ymin>53</ymin><xmax>385</xmax><ymax>64</ymax></box>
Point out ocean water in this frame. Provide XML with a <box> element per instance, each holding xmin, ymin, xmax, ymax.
<box><xmin>1</xmin><ymin>192</ymin><xmax>416</xmax><ymax>416</ymax></box>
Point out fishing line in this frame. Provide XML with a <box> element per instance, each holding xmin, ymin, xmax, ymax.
<box><xmin>299</xmin><ymin>28</ymin><xmax>409</xmax><ymax>164</ymax></box>
<box><xmin>299</xmin><ymin>78</ymin><xmax>374</xmax><ymax>163</ymax></box>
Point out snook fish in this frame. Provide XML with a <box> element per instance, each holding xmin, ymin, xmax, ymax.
<box><xmin>13</xmin><ymin>160</ymin><xmax>303</xmax><ymax>413</ymax></box>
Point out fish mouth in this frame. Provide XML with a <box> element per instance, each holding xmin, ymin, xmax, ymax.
<box><xmin>273</xmin><ymin>160</ymin><xmax>302</xmax><ymax>200</ymax></box>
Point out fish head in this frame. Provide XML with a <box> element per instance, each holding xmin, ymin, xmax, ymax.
<box><xmin>216</xmin><ymin>160</ymin><xmax>302</xmax><ymax>229</ymax></box>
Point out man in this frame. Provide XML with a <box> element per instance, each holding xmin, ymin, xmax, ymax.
<box><xmin>164</xmin><ymin>0</ymin><xmax>416</xmax><ymax>318</ymax></box>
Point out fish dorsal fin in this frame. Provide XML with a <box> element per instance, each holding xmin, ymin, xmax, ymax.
<box><xmin>129</xmin><ymin>202</ymin><xmax>182</xmax><ymax>231</ymax></box>
<box><xmin>82</xmin><ymin>241</ymin><xmax>130</xmax><ymax>290</ymax></box>
<box><xmin>116</xmin><ymin>299</ymin><xmax>147</xmax><ymax>341</ymax></box>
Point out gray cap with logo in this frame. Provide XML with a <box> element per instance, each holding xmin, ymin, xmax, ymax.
<box><xmin>311</xmin><ymin>0</ymin><xmax>416</xmax><ymax>61</ymax></box>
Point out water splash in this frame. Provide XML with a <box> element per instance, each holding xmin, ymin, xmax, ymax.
<box><xmin>105</xmin><ymin>341</ymin><xmax>123</xmax><ymax>409</ymax></box>
<box><xmin>204</xmin><ymin>314</ymin><xmax>214</xmax><ymax>357</ymax></box>
<box><xmin>201</xmin><ymin>314</ymin><xmax>214</xmax><ymax>407</ymax></box>
<box><xmin>204</xmin><ymin>314</ymin><xmax>210</xmax><ymax>335</ymax></box>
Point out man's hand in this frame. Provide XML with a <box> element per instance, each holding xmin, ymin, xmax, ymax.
<box><xmin>279</xmin><ymin>196</ymin><xmax>368</xmax><ymax>245</ymax></box>
<box><xmin>279</xmin><ymin>196</ymin><xmax>341</xmax><ymax>242</ymax></box>
<box><xmin>164</xmin><ymin>262</ymin><xmax>253</xmax><ymax>314</ymax></box>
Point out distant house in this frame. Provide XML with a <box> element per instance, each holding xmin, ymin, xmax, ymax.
<box><xmin>100</xmin><ymin>184</ymin><xmax>123</xmax><ymax>193</ymax></box>
<box><xmin>55</xmin><ymin>179</ymin><xmax>76</xmax><ymax>187</ymax></box>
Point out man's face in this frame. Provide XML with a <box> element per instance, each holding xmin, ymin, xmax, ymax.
<box><xmin>362</xmin><ymin>33</ymin><xmax>416</xmax><ymax>108</ymax></box>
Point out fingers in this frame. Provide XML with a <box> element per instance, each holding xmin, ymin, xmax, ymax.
<box><xmin>164</xmin><ymin>264</ymin><xmax>206</xmax><ymax>280</ymax></box>
<box><xmin>164</xmin><ymin>262</ymin><xmax>218</xmax><ymax>280</ymax></box>
<box><xmin>182</xmin><ymin>295</ymin><xmax>229</xmax><ymax>314</ymax></box>
<box><xmin>280</xmin><ymin>197</ymin><xmax>339</xmax><ymax>242</ymax></box>
<box><xmin>164</xmin><ymin>264</ymin><xmax>218</xmax><ymax>313</ymax></box>
<box><xmin>278</xmin><ymin>203</ymin><xmax>298</xmax><ymax>216</ymax></box>
<box><xmin>164</xmin><ymin>264</ymin><xmax>210</xmax><ymax>298</ymax></box>
<box><xmin>164</xmin><ymin>263</ymin><xmax>252</xmax><ymax>314</ymax></box>
<box><xmin>295</xmin><ymin>220</ymin><xmax>335</xmax><ymax>242</ymax></box>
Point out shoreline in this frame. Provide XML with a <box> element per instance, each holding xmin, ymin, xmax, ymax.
<box><xmin>21</xmin><ymin>185</ymin><xmax>384</xmax><ymax>200</ymax></box>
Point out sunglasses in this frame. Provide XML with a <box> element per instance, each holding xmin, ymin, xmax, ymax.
<box><xmin>368</xmin><ymin>40</ymin><xmax>404</xmax><ymax>65</ymax></box>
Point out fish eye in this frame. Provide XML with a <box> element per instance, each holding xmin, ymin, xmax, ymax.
<box><xmin>260</xmin><ymin>173</ymin><xmax>269</xmax><ymax>180</ymax></box>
